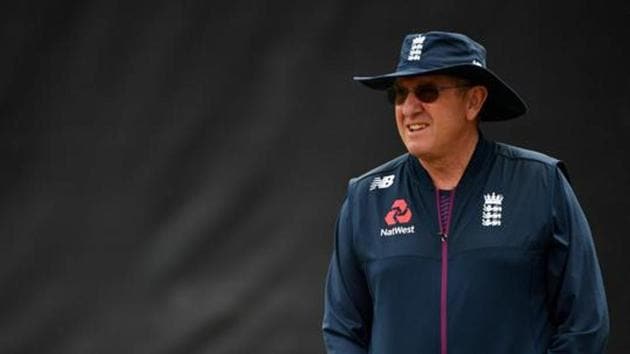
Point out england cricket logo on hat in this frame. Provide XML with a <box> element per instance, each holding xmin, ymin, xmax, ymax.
<box><xmin>407</xmin><ymin>35</ymin><xmax>426</xmax><ymax>61</ymax></box>
<box><xmin>482</xmin><ymin>192</ymin><xmax>503</xmax><ymax>227</ymax></box>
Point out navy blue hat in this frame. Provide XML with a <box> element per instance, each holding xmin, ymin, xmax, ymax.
<box><xmin>354</xmin><ymin>31</ymin><xmax>527</xmax><ymax>121</ymax></box>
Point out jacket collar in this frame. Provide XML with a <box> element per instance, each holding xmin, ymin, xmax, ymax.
<box><xmin>407</xmin><ymin>131</ymin><xmax>494</xmax><ymax>192</ymax></box>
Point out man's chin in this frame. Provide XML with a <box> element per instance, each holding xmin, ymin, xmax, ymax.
<box><xmin>406</xmin><ymin>147</ymin><xmax>442</xmax><ymax>164</ymax></box>
<box><xmin>404</xmin><ymin>144</ymin><xmax>430</xmax><ymax>159</ymax></box>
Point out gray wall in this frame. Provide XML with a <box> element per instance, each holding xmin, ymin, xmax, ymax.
<box><xmin>1</xmin><ymin>1</ymin><xmax>627</xmax><ymax>353</ymax></box>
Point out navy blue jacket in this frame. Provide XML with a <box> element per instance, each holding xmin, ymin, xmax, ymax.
<box><xmin>322</xmin><ymin>136</ymin><xmax>609</xmax><ymax>353</ymax></box>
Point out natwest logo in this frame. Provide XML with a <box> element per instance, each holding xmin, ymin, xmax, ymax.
<box><xmin>384</xmin><ymin>199</ymin><xmax>413</xmax><ymax>226</ymax></box>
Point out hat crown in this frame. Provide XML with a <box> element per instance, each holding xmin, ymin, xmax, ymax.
<box><xmin>352</xmin><ymin>30</ymin><xmax>527</xmax><ymax>121</ymax></box>
<box><xmin>397</xmin><ymin>31</ymin><xmax>487</xmax><ymax>72</ymax></box>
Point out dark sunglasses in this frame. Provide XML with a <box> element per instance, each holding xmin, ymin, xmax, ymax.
<box><xmin>386</xmin><ymin>84</ymin><xmax>471</xmax><ymax>105</ymax></box>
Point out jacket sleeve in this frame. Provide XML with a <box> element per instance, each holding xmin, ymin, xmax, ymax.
<box><xmin>546</xmin><ymin>165</ymin><xmax>609</xmax><ymax>353</ymax></box>
<box><xmin>322</xmin><ymin>191</ymin><xmax>373</xmax><ymax>354</ymax></box>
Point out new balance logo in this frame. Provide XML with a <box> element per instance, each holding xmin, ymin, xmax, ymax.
<box><xmin>370</xmin><ymin>175</ymin><xmax>395</xmax><ymax>191</ymax></box>
<box><xmin>482</xmin><ymin>192</ymin><xmax>503</xmax><ymax>227</ymax></box>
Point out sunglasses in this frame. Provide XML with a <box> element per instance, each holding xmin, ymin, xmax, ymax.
<box><xmin>386</xmin><ymin>83</ymin><xmax>471</xmax><ymax>105</ymax></box>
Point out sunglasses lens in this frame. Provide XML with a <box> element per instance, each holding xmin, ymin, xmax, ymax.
<box><xmin>387</xmin><ymin>86</ymin><xmax>408</xmax><ymax>105</ymax></box>
<box><xmin>415</xmin><ymin>86</ymin><xmax>439</xmax><ymax>103</ymax></box>
<box><xmin>388</xmin><ymin>85</ymin><xmax>441</xmax><ymax>105</ymax></box>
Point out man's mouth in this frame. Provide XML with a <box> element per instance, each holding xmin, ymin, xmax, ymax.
<box><xmin>407</xmin><ymin>123</ymin><xmax>429</xmax><ymax>132</ymax></box>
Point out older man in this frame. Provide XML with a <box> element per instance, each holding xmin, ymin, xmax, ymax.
<box><xmin>322</xmin><ymin>31</ymin><xmax>609</xmax><ymax>354</ymax></box>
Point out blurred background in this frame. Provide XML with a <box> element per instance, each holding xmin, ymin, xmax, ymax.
<box><xmin>1</xmin><ymin>1</ymin><xmax>628</xmax><ymax>353</ymax></box>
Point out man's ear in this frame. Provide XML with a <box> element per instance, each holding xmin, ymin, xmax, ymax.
<box><xmin>466</xmin><ymin>85</ymin><xmax>488</xmax><ymax>121</ymax></box>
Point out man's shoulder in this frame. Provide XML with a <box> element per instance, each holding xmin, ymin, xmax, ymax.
<box><xmin>494</xmin><ymin>141</ymin><xmax>570</xmax><ymax>180</ymax></box>
<box><xmin>494</xmin><ymin>142</ymin><xmax>561</xmax><ymax>166</ymax></box>
<box><xmin>348</xmin><ymin>153</ymin><xmax>409</xmax><ymax>189</ymax></box>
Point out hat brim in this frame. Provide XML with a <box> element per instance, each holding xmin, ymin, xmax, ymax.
<box><xmin>353</xmin><ymin>64</ymin><xmax>527</xmax><ymax>121</ymax></box>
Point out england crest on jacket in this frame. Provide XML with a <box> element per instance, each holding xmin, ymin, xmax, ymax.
<box><xmin>482</xmin><ymin>192</ymin><xmax>503</xmax><ymax>227</ymax></box>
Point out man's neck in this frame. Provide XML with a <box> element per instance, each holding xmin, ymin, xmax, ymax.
<box><xmin>418</xmin><ymin>131</ymin><xmax>479</xmax><ymax>190</ymax></box>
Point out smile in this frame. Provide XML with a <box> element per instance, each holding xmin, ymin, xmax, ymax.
<box><xmin>407</xmin><ymin>123</ymin><xmax>429</xmax><ymax>132</ymax></box>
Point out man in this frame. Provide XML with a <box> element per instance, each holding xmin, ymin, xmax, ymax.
<box><xmin>322</xmin><ymin>31</ymin><xmax>609</xmax><ymax>354</ymax></box>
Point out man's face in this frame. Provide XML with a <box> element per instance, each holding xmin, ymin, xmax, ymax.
<box><xmin>393</xmin><ymin>74</ymin><xmax>479</xmax><ymax>160</ymax></box>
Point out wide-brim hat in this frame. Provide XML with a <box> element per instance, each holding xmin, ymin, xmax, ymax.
<box><xmin>353</xmin><ymin>31</ymin><xmax>527</xmax><ymax>121</ymax></box>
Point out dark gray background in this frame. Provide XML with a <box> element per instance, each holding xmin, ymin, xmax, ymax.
<box><xmin>1</xmin><ymin>1</ymin><xmax>628</xmax><ymax>353</ymax></box>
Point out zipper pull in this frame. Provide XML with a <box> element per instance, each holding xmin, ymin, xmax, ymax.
<box><xmin>439</xmin><ymin>233</ymin><xmax>448</xmax><ymax>242</ymax></box>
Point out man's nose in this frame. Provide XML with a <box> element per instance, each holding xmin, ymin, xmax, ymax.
<box><xmin>400</xmin><ymin>92</ymin><xmax>425</xmax><ymax>117</ymax></box>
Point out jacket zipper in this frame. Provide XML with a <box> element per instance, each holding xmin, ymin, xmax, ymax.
<box><xmin>436</xmin><ymin>189</ymin><xmax>455</xmax><ymax>354</ymax></box>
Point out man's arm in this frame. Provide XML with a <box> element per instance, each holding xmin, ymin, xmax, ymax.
<box><xmin>322</xmin><ymin>194</ymin><xmax>372</xmax><ymax>354</ymax></box>
<box><xmin>546</xmin><ymin>166</ymin><xmax>609</xmax><ymax>353</ymax></box>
